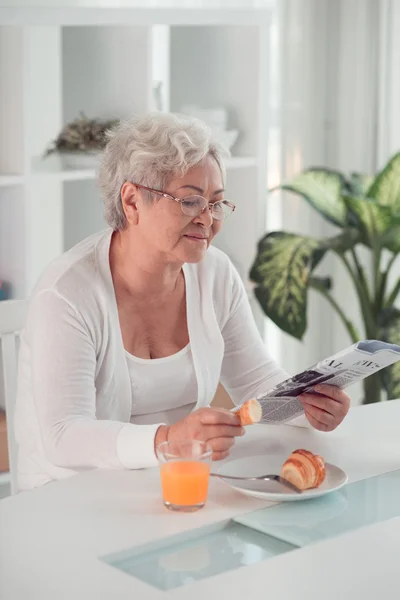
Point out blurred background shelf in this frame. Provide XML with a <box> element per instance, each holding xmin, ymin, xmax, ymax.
<box><xmin>0</xmin><ymin>175</ymin><xmax>25</xmax><ymax>187</ymax></box>
<box><xmin>29</xmin><ymin>155</ymin><xmax>259</xmax><ymax>183</ymax></box>
<box><xmin>31</xmin><ymin>163</ymin><xmax>98</xmax><ymax>182</ymax></box>
<box><xmin>0</xmin><ymin>19</ymin><xmax>270</xmax><ymax>336</ymax></box>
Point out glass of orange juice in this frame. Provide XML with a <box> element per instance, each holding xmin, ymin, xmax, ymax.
<box><xmin>156</xmin><ymin>440</ymin><xmax>212</xmax><ymax>512</ymax></box>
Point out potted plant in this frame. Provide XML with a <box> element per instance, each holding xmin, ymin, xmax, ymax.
<box><xmin>250</xmin><ymin>153</ymin><xmax>400</xmax><ymax>404</ymax></box>
<box><xmin>44</xmin><ymin>112</ymin><xmax>119</xmax><ymax>169</ymax></box>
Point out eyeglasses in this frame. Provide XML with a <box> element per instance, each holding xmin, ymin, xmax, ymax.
<box><xmin>132</xmin><ymin>183</ymin><xmax>236</xmax><ymax>221</ymax></box>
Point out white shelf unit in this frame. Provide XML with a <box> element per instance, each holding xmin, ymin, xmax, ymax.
<box><xmin>0</xmin><ymin>11</ymin><xmax>271</xmax><ymax>332</ymax></box>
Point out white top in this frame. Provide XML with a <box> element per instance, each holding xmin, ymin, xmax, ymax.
<box><xmin>15</xmin><ymin>228</ymin><xmax>287</xmax><ymax>491</ymax></box>
<box><xmin>2</xmin><ymin>402</ymin><xmax>400</xmax><ymax>600</ymax></box>
<box><xmin>126</xmin><ymin>344</ymin><xmax>197</xmax><ymax>425</ymax></box>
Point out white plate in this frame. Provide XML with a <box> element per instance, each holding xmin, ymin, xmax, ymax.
<box><xmin>214</xmin><ymin>454</ymin><xmax>348</xmax><ymax>501</ymax></box>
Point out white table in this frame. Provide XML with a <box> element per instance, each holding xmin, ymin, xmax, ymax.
<box><xmin>1</xmin><ymin>401</ymin><xmax>400</xmax><ymax>600</ymax></box>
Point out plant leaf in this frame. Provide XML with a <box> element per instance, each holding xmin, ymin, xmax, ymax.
<box><xmin>346</xmin><ymin>172</ymin><xmax>374</xmax><ymax>196</ymax></box>
<box><xmin>342</xmin><ymin>195</ymin><xmax>393</xmax><ymax>246</ymax></box>
<box><xmin>309</xmin><ymin>276</ymin><xmax>332</xmax><ymax>292</ymax></box>
<box><xmin>250</xmin><ymin>232</ymin><xmax>332</xmax><ymax>340</ymax></box>
<box><xmin>250</xmin><ymin>229</ymin><xmax>361</xmax><ymax>340</ymax></box>
<box><xmin>319</xmin><ymin>228</ymin><xmax>361</xmax><ymax>253</ymax></box>
<box><xmin>378</xmin><ymin>308</ymin><xmax>400</xmax><ymax>399</ymax></box>
<box><xmin>381</xmin><ymin>225</ymin><xmax>400</xmax><ymax>253</ymax></box>
<box><xmin>367</xmin><ymin>152</ymin><xmax>400</xmax><ymax>214</ymax></box>
<box><xmin>274</xmin><ymin>168</ymin><xmax>348</xmax><ymax>227</ymax></box>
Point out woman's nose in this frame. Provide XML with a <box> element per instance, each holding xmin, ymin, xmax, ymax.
<box><xmin>194</xmin><ymin>204</ymin><xmax>214</xmax><ymax>227</ymax></box>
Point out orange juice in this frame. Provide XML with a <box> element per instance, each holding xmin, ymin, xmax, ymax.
<box><xmin>160</xmin><ymin>460</ymin><xmax>210</xmax><ymax>507</ymax></box>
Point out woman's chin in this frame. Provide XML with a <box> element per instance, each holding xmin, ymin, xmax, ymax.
<box><xmin>179</xmin><ymin>246</ymin><xmax>209</xmax><ymax>264</ymax></box>
<box><xmin>176</xmin><ymin>237</ymin><xmax>210</xmax><ymax>263</ymax></box>
<box><xmin>183</xmin><ymin>250</ymin><xmax>208</xmax><ymax>263</ymax></box>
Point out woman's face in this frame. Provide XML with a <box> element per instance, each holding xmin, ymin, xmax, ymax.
<box><xmin>124</xmin><ymin>155</ymin><xmax>225</xmax><ymax>265</ymax></box>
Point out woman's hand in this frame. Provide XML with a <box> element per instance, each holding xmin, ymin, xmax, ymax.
<box><xmin>155</xmin><ymin>407</ymin><xmax>245</xmax><ymax>461</ymax></box>
<box><xmin>300</xmin><ymin>384</ymin><xmax>350</xmax><ymax>432</ymax></box>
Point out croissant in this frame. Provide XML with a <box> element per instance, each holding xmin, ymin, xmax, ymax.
<box><xmin>281</xmin><ymin>449</ymin><xmax>326</xmax><ymax>491</ymax></box>
<box><xmin>237</xmin><ymin>399</ymin><xmax>262</xmax><ymax>426</ymax></box>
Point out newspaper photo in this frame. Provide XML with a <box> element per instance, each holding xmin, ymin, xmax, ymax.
<box><xmin>256</xmin><ymin>340</ymin><xmax>400</xmax><ymax>424</ymax></box>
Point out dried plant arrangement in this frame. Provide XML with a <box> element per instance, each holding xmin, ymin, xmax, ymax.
<box><xmin>44</xmin><ymin>112</ymin><xmax>119</xmax><ymax>157</ymax></box>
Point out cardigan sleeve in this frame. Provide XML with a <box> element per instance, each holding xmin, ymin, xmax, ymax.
<box><xmin>219</xmin><ymin>263</ymin><xmax>290</xmax><ymax>406</ymax></box>
<box><xmin>27</xmin><ymin>289</ymin><xmax>160</xmax><ymax>470</ymax></box>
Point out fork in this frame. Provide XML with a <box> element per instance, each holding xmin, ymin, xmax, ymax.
<box><xmin>210</xmin><ymin>472</ymin><xmax>301</xmax><ymax>494</ymax></box>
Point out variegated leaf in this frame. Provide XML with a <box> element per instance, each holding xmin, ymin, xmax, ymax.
<box><xmin>250</xmin><ymin>230</ymin><xmax>360</xmax><ymax>340</ymax></box>
<box><xmin>381</xmin><ymin>225</ymin><xmax>400</xmax><ymax>253</ymax></box>
<box><xmin>368</xmin><ymin>151</ymin><xmax>400</xmax><ymax>214</ymax></box>
<box><xmin>275</xmin><ymin>168</ymin><xmax>348</xmax><ymax>227</ymax></box>
<box><xmin>250</xmin><ymin>233</ymin><xmax>321</xmax><ymax>339</ymax></box>
<box><xmin>342</xmin><ymin>195</ymin><xmax>393</xmax><ymax>246</ymax></box>
<box><xmin>378</xmin><ymin>308</ymin><xmax>400</xmax><ymax>399</ymax></box>
<box><xmin>346</xmin><ymin>172</ymin><xmax>374</xmax><ymax>196</ymax></box>
<box><xmin>320</xmin><ymin>228</ymin><xmax>361</xmax><ymax>253</ymax></box>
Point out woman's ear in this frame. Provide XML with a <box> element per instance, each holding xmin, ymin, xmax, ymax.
<box><xmin>120</xmin><ymin>182</ymin><xmax>140</xmax><ymax>225</ymax></box>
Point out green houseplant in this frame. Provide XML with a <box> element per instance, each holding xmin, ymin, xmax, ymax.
<box><xmin>250</xmin><ymin>152</ymin><xmax>400</xmax><ymax>404</ymax></box>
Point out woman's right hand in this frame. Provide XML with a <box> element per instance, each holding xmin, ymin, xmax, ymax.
<box><xmin>154</xmin><ymin>407</ymin><xmax>245</xmax><ymax>461</ymax></box>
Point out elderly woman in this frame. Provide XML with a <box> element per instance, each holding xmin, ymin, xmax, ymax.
<box><xmin>15</xmin><ymin>113</ymin><xmax>350</xmax><ymax>491</ymax></box>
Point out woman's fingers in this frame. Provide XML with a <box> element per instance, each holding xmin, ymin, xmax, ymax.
<box><xmin>166</xmin><ymin>408</ymin><xmax>245</xmax><ymax>462</ymax></box>
<box><xmin>300</xmin><ymin>385</ymin><xmax>350</xmax><ymax>432</ymax></box>
<box><xmin>300</xmin><ymin>394</ymin><xmax>341</xmax><ymax>416</ymax></box>
<box><xmin>212</xmin><ymin>450</ymin><xmax>231</xmax><ymax>461</ymax></box>
<box><xmin>315</xmin><ymin>384</ymin><xmax>350</xmax><ymax>405</ymax></box>
<box><xmin>198</xmin><ymin>407</ymin><xmax>241</xmax><ymax>427</ymax></box>
<box><xmin>301</xmin><ymin>403</ymin><xmax>336</xmax><ymax>431</ymax></box>
<box><xmin>302</xmin><ymin>410</ymin><xmax>333</xmax><ymax>432</ymax></box>
<box><xmin>201</xmin><ymin>424</ymin><xmax>245</xmax><ymax>441</ymax></box>
<box><xmin>208</xmin><ymin>436</ymin><xmax>236</xmax><ymax>453</ymax></box>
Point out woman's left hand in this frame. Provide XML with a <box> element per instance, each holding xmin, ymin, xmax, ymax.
<box><xmin>299</xmin><ymin>384</ymin><xmax>350</xmax><ymax>432</ymax></box>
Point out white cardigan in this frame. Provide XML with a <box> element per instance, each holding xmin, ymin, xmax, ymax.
<box><xmin>15</xmin><ymin>229</ymin><xmax>288</xmax><ymax>490</ymax></box>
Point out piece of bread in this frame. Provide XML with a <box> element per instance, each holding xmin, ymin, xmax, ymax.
<box><xmin>237</xmin><ymin>399</ymin><xmax>262</xmax><ymax>426</ymax></box>
<box><xmin>281</xmin><ymin>449</ymin><xmax>326</xmax><ymax>490</ymax></box>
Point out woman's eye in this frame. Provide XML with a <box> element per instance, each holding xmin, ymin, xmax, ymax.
<box><xmin>183</xmin><ymin>199</ymin><xmax>201</xmax><ymax>208</ymax></box>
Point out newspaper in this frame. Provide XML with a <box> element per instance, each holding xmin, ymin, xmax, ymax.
<box><xmin>253</xmin><ymin>340</ymin><xmax>400</xmax><ymax>424</ymax></box>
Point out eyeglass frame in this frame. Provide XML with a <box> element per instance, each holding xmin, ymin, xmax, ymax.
<box><xmin>130</xmin><ymin>183</ymin><xmax>236</xmax><ymax>221</ymax></box>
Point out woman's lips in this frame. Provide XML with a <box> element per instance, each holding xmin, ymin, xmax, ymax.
<box><xmin>184</xmin><ymin>234</ymin><xmax>208</xmax><ymax>242</ymax></box>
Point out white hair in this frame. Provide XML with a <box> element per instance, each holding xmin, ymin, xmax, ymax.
<box><xmin>98</xmin><ymin>112</ymin><xmax>229</xmax><ymax>230</ymax></box>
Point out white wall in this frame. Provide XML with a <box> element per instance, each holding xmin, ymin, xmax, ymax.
<box><xmin>272</xmin><ymin>0</ymin><xmax>400</xmax><ymax>401</ymax></box>
<box><xmin>269</xmin><ymin>0</ymin><xmax>336</xmax><ymax>376</ymax></box>
<box><xmin>376</xmin><ymin>0</ymin><xmax>400</xmax><ymax>305</ymax></box>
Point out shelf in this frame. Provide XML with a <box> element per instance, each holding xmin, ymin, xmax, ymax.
<box><xmin>28</xmin><ymin>156</ymin><xmax>257</xmax><ymax>184</ymax></box>
<box><xmin>0</xmin><ymin>159</ymin><xmax>257</xmax><ymax>189</ymax></box>
<box><xmin>0</xmin><ymin>21</ymin><xmax>269</xmax><ymax>320</ymax></box>
<box><xmin>31</xmin><ymin>154</ymin><xmax>97</xmax><ymax>182</ymax></box>
<box><xmin>31</xmin><ymin>165</ymin><xmax>97</xmax><ymax>182</ymax></box>
<box><xmin>0</xmin><ymin>175</ymin><xmax>25</xmax><ymax>187</ymax></box>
